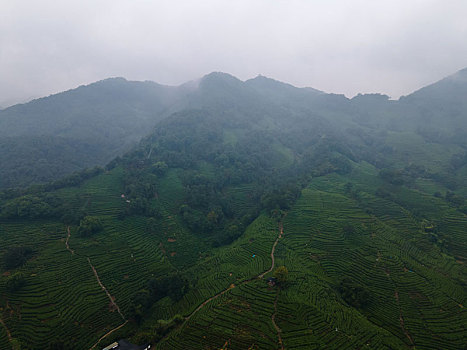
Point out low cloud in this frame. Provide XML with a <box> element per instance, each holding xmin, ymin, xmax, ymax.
<box><xmin>1</xmin><ymin>0</ymin><xmax>467</xmax><ymax>106</ymax></box>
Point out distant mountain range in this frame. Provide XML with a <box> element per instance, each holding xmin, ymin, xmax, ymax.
<box><xmin>0</xmin><ymin>68</ymin><xmax>466</xmax><ymax>349</ymax></box>
<box><xmin>0</xmin><ymin>69</ymin><xmax>466</xmax><ymax>189</ymax></box>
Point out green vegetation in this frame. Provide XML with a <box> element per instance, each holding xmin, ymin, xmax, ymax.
<box><xmin>274</xmin><ymin>266</ymin><xmax>289</xmax><ymax>286</ymax></box>
<box><xmin>2</xmin><ymin>247</ymin><xmax>33</xmax><ymax>270</ymax></box>
<box><xmin>338</xmin><ymin>278</ymin><xmax>370</xmax><ymax>309</ymax></box>
<box><xmin>5</xmin><ymin>273</ymin><xmax>26</xmax><ymax>293</ymax></box>
<box><xmin>77</xmin><ymin>216</ymin><xmax>103</xmax><ymax>237</ymax></box>
<box><xmin>0</xmin><ymin>70</ymin><xmax>466</xmax><ymax>349</ymax></box>
<box><xmin>0</xmin><ymin>78</ymin><xmax>180</xmax><ymax>189</ymax></box>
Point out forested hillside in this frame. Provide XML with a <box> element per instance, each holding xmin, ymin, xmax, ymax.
<box><xmin>0</xmin><ymin>70</ymin><xmax>466</xmax><ymax>349</ymax></box>
<box><xmin>0</xmin><ymin>78</ymin><xmax>186</xmax><ymax>188</ymax></box>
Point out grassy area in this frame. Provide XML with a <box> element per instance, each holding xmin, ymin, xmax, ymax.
<box><xmin>0</xmin><ymin>162</ymin><xmax>465</xmax><ymax>349</ymax></box>
<box><xmin>155</xmin><ymin>168</ymin><xmax>466</xmax><ymax>349</ymax></box>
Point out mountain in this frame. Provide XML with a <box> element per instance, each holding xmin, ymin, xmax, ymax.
<box><xmin>0</xmin><ymin>78</ymin><xmax>183</xmax><ymax>188</ymax></box>
<box><xmin>3</xmin><ymin>69</ymin><xmax>465</xmax><ymax>190</ymax></box>
<box><xmin>0</xmin><ymin>69</ymin><xmax>466</xmax><ymax>349</ymax></box>
<box><xmin>395</xmin><ymin>68</ymin><xmax>467</xmax><ymax>144</ymax></box>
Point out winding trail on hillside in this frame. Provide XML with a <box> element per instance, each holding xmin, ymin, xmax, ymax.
<box><xmin>87</xmin><ymin>258</ymin><xmax>125</xmax><ymax>321</ymax></box>
<box><xmin>258</xmin><ymin>221</ymin><xmax>283</xmax><ymax>279</ymax></box>
<box><xmin>87</xmin><ymin>258</ymin><xmax>128</xmax><ymax>349</ymax></box>
<box><xmin>0</xmin><ymin>317</ymin><xmax>12</xmax><ymax>345</ymax></box>
<box><xmin>89</xmin><ymin>320</ymin><xmax>129</xmax><ymax>350</ymax></box>
<box><xmin>271</xmin><ymin>292</ymin><xmax>284</xmax><ymax>350</ymax></box>
<box><xmin>170</xmin><ymin>218</ymin><xmax>285</xmax><ymax>349</ymax></box>
<box><xmin>65</xmin><ymin>226</ymin><xmax>74</xmax><ymax>255</ymax></box>
<box><xmin>394</xmin><ymin>290</ymin><xmax>414</xmax><ymax>348</ymax></box>
<box><xmin>62</xmin><ymin>226</ymin><xmax>128</xmax><ymax>349</ymax></box>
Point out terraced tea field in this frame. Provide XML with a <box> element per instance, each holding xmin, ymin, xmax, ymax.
<box><xmin>1</xmin><ymin>164</ymin><xmax>466</xmax><ymax>349</ymax></box>
<box><xmin>0</xmin><ymin>169</ymin><xmax>193</xmax><ymax>349</ymax></box>
<box><xmin>155</xmin><ymin>171</ymin><xmax>466</xmax><ymax>349</ymax></box>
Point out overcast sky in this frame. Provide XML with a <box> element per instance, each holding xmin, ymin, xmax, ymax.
<box><xmin>1</xmin><ymin>0</ymin><xmax>467</xmax><ymax>107</ymax></box>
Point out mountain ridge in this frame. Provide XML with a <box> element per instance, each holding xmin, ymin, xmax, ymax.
<box><xmin>1</xmin><ymin>68</ymin><xmax>466</xmax><ymax>188</ymax></box>
<box><xmin>0</xmin><ymin>67</ymin><xmax>466</xmax><ymax>349</ymax></box>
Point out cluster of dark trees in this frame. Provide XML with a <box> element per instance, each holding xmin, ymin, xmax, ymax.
<box><xmin>2</xmin><ymin>246</ymin><xmax>33</xmax><ymax>270</ymax></box>
<box><xmin>77</xmin><ymin>216</ymin><xmax>103</xmax><ymax>237</ymax></box>
<box><xmin>379</xmin><ymin>164</ymin><xmax>428</xmax><ymax>187</ymax></box>
<box><xmin>0</xmin><ymin>167</ymin><xmax>106</xmax><ymax>223</ymax></box>
<box><xmin>129</xmin><ymin>273</ymin><xmax>189</xmax><ymax>323</ymax></box>
<box><xmin>121</xmin><ymin>108</ymin><xmax>355</xmax><ymax>247</ymax></box>
<box><xmin>0</xmin><ymin>194</ymin><xmax>62</xmax><ymax>220</ymax></box>
<box><xmin>131</xmin><ymin>314</ymin><xmax>185</xmax><ymax>346</ymax></box>
<box><xmin>117</xmin><ymin>165</ymin><xmax>165</xmax><ymax>219</ymax></box>
<box><xmin>378</xmin><ymin>162</ymin><xmax>466</xmax><ymax>197</ymax></box>
<box><xmin>0</xmin><ymin>137</ymin><xmax>107</xmax><ymax>189</ymax></box>
<box><xmin>338</xmin><ymin>278</ymin><xmax>370</xmax><ymax>309</ymax></box>
<box><xmin>0</xmin><ymin>191</ymin><xmax>90</xmax><ymax>228</ymax></box>
<box><xmin>0</xmin><ymin>166</ymin><xmax>104</xmax><ymax>201</ymax></box>
<box><xmin>5</xmin><ymin>272</ymin><xmax>26</xmax><ymax>292</ymax></box>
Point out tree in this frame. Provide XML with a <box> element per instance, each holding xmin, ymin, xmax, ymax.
<box><xmin>151</xmin><ymin>161</ymin><xmax>168</xmax><ymax>176</ymax></box>
<box><xmin>338</xmin><ymin>278</ymin><xmax>370</xmax><ymax>308</ymax></box>
<box><xmin>273</xmin><ymin>266</ymin><xmax>289</xmax><ymax>286</ymax></box>
<box><xmin>6</xmin><ymin>272</ymin><xmax>26</xmax><ymax>292</ymax></box>
<box><xmin>3</xmin><ymin>246</ymin><xmax>33</xmax><ymax>270</ymax></box>
<box><xmin>77</xmin><ymin>216</ymin><xmax>103</xmax><ymax>237</ymax></box>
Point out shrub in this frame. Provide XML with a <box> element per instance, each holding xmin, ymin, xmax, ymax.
<box><xmin>77</xmin><ymin>216</ymin><xmax>103</xmax><ymax>237</ymax></box>
<box><xmin>3</xmin><ymin>246</ymin><xmax>33</xmax><ymax>270</ymax></box>
<box><xmin>6</xmin><ymin>272</ymin><xmax>26</xmax><ymax>292</ymax></box>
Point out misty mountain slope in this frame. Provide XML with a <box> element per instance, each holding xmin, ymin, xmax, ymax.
<box><xmin>0</xmin><ymin>68</ymin><xmax>466</xmax><ymax>349</ymax></box>
<box><xmin>0</xmin><ymin>78</ymin><xmax>186</xmax><ymax>188</ymax></box>
<box><xmin>0</xmin><ymin>78</ymin><xmax>177</xmax><ymax>137</ymax></box>
<box><xmin>390</xmin><ymin>69</ymin><xmax>467</xmax><ymax>145</ymax></box>
<box><xmin>0</xmin><ymin>72</ymin><xmax>329</xmax><ymax>189</ymax></box>
<box><xmin>2</xmin><ymin>68</ymin><xmax>466</xmax><ymax>190</ymax></box>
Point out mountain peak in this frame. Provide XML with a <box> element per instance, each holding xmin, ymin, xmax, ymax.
<box><xmin>245</xmin><ymin>74</ymin><xmax>322</xmax><ymax>97</ymax></box>
<box><xmin>201</xmin><ymin>72</ymin><xmax>241</xmax><ymax>83</ymax></box>
<box><xmin>198</xmin><ymin>72</ymin><xmax>244</xmax><ymax>94</ymax></box>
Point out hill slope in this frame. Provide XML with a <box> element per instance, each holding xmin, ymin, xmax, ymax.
<box><xmin>0</xmin><ymin>78</ymin><xmax>185</xmax><ymax>188</ymax></box>
<box><xmin>0</xmin><ymin>69</ymin><xmax>466</xmax><ymax>349</ymax></box>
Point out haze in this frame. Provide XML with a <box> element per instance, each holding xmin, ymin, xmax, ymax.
<box><xmin>1</xmin><ymin>0</ymin><xmax>467</xmax><ymax>107</ymax></box>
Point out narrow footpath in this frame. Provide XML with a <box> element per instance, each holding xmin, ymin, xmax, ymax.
<box><xmin>89</xmin><ymin>320</ymin><xmax>129</xmax><ymax>350</ymax></box>
<box><xmin>87</xmin><ymin>258</ymin><xmax>125</xmax><ymax>321</ymax></box>
<box><xmin>0</xmin><ymin>317</ymin><xmax>12</xmax><ymax>345</ymax></box>
<box><xmin>87</xmin><ymin>257</ymin><xmax>127</xmax><ymax>350</ymax></box>
<box><xmin>395</xmin><ymin>290</ymin><xmax>414</xmax><ymax>348</ymax></box>
<box><xmin>271</xmin><ymin>292</ymin><xmax>284</xmax><ymax>350</ymax></box>
<box><xmin>258</xmin><ymin>221</ymin><xmax>283</xmax><ymax>279</ymax></box>
<box><xmin>172</xmin><ymin>219</ymin><xmax>286</xmax><ymax>349</ymax></box>
<box><xmin>65</xmin><ymin>226</ymin><xmax>74</xmax><ymax>255</ymax></box>
<box><xmin>63</xmin><ymin>226</ymin><xmax>128</xmax><ymax>349</ymax></box>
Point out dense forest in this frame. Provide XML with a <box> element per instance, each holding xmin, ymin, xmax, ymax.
<box><xmin>0</xmin><ymin>69</ymin><xmax>466</xmax><ymax>349</ymax></box>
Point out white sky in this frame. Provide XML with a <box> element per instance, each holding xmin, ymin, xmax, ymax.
<box><xmin>1</xmin><ymin>0</ymin><xmax>467</xmax><ymax>106</ymax></box>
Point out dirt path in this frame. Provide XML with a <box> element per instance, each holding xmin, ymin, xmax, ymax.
<box><xmin>169</xmin><ymin>219</ymin><xmax>285</xmax><ymax>349</ymax></box>
<box><xmin>394</xmin><ymin>290</ymin><xmax>414</xmax><ymax>347</ymax></box>
<box><xmin>87</xmin><ymin>258</ymin><xmax>125</xmax><ymax>321</ymax></box>
<box><xmin>64</xmin><ymin>229</ymin><xmax>127</xmax><ymax>348</ymax></box>
<box><xmin>271</xmin><ymin>292</ymin><xmax>284</xmax><ymax>350</ymax></box>
<box><xmin>0</xmin><ymin>317</ymin><xmax>12</xmax><ymax>345</ymax></box>
<box><xmin>258</xmin><ymin>221</ymin><xmax>283</xmax><ymax>279</ymax></box>
<box><xmin>65</xmin><ymin>226</ymin><xmax>74</xmax><ymax>255</ymax></box>
<box><xmin>185</xmin><ymin>284</ymin><xmax>236</xmax><ymax>322</ymax></box>
<box><xmin>89</xmin><ymin>320</ymin><xmax>128</xmax><ymax>350</ymax></box>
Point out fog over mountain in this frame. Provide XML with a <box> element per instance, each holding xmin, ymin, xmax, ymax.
<box><xmin>1</xmin><ymin>0</ymin><xmax>467</xmax><ymax>107</ymax></box>
<box><xmin>0</xmin><ymin>66</ymin><xmax>466</xmax><ymax>349</ymax></box>
<box><xmin>1</xmin><ymin>3</ymin><xmax>467</xmax><ymax>349</ymax></box>
<box><xmin>1</xmin><ymin>68</ymin><xmax>466</xmax><ymax>189</ymax></box>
